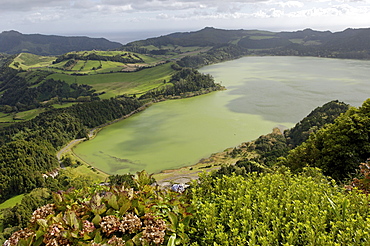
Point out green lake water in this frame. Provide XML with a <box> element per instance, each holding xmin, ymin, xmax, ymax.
<box><xmin>73</xmin><ymin>56</ymin><xmax>370</xmax><ymax>174</ymax></box>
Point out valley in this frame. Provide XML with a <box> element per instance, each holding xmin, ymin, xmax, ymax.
<box><xmin>1</xmin><ymin>27</ymin><xmax>370</xmax><ymax>245</ymax></box>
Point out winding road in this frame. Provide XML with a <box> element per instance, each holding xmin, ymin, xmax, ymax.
<box><xmin>56</xmin><ymin>138</ymin><xmax>86</xmax><ymax>162</ymax></box>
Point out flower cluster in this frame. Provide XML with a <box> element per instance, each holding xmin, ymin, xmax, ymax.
<box><xmin>4</xmin><ymin>173</ymin><xmax>193</xmax><ymax>246</ymax></box>
<box><xmin>142</xmin><ymin>214</ymin><xmax>167</xmax><ymax>245</ymax></box>
<box><xmin>346</xmin><ymin>160</ymin><xmax>370</xmax><ymax>193</ymax></box>
<box><xmin>3</xmin><ymin>228</ymin><xmax>35</xmax><ymax>246</ymax></box>
<box><xmin>120</xmin><ymin>213</ymin><xmax>142</xmax><ymax>234</ymax></box>
<box><xmin>80</xmin><ymin>220</ymin><xmax>95</xmax><ymax>236</ymax></box>
<box><xmin>107</xmin><ymin>235</ymin><xmax>125</xmax><ymax>245</ymax></box>
<box><xmin>98</xmin><ymin>213</ymin><xmax>166</xmax><ymax>244</ymax></box>
<box><xmin>99</xmin><ymin>215</ymin><xmax>121</xmax><ymax>236</ymax></box>
<box><xmin>30</xmin><ymin>203</ymin><xmax>56</xmax><ymax>223</ymax></box>
<box><xmin>43</xmin><ymin>223</ymin><xmax>71</xmax><ymax>246</ymax></box>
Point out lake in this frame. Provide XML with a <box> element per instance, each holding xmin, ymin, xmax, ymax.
<box><xmin>73</xmin><ymin>56</ymin><xmax>370</xmax><ymax>174</ymax></box>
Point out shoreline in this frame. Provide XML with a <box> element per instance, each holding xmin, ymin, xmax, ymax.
<box><xmin>56</xmin><ymin>87</ymin><xmax>225</xmax><ymax>181</ymax></box>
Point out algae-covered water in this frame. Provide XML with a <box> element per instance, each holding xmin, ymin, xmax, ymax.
<box><xmin>74</xmin><ymin>56</ymin><xmax>370</xmax><ymax>174</ymax></box>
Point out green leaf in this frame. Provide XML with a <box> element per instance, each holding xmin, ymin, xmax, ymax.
<box><xmin>167</xmin><ymin>234</ymin><xmax>176</xmax><ymax>246</ymax></box>
<box><xmin>52</xmin><ymin>192</ymin><xmax>63</xmax><ymax>204</ymax></box>
<box><xmin>91</xmin><ymin>203</ymin><xmax>107</xmax><ymax>215</ymax></box>
<box><xmin>119</xmin><ymin>200</ymin><xmax>132</xmax><ymax>215</ymax></box>
<box><xmin>181</xmin><ymin>216</ymin><xmax>192</xmax><ymax>229</ymax></box>
<box><xmin>35</xmin><ymin>230</ymin><xmax>45</xmax><ymax>240</ymax></box>
<box><xmin>70</xmin><ymin>231</ymin><xmax>79</xmax><ymax>238</ymax></box>
<box><xmin>36</xmin><ymin>219</ymin><xmax>48</xmax><ymax>229</ymax></box>
<box><xmin>64</xmin><ymin>210</ymin><xmax>80</xmax><ymax>230</ymax></box>
<box><xmin>168</xmin><ymin>211</ymin><xmax>179</xmax><ymax>230</ymax></box>
<box><xmin>94</xmin><ymin>230</ymin><xmax>102</xmax><ymax>244</ymax></box>
<box><xmin>33</xmin><ymin>235</ymin><xmax>44</xmax><ymax>246</ymax></box>
<box><xmin>83</xmin><ymin>233</ymin><xmax>92</xmax><ymax>240</ymax></box>
<box><xmin>92</xmin><ymin>214</ymin><xmax>102</xmax><ymax>226</ymax></box>
<box><xmin>175</xmin><ymin>237</ymin><xmax>182</xmax><ymax>245</ymax></box>
<box><xmin>107</xmin><ymin>194</ymin><xmax>119</xmax><ymax>210</ymax></box>
<box><xmin>18</xmin><ymin>236</ymin><xmax>34</xmax><ymax>246</ymax></box>
<box><xmin>132</xmin><ymin>232</ymin><xmax>144</xmax><ymax>246</ymax></box>
<box><xmin>125</xmin><ymin>239</ymin><xmax>135</xmax><ymax>246</ymax></box>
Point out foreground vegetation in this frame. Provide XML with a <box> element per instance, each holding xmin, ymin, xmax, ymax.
<box><xmin>3</xmin><ymin>168</ymin><xmax>370</xmax><ymax>245</ymax></box>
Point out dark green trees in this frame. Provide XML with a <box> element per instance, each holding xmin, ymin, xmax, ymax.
<box><xmin>281</xmin><ymin>98</ymin><xmax>370</xmax><ymax>180</ymax></box>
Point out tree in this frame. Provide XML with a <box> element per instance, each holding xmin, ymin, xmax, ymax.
<box><xmin>280</xmin><ymin>98</ymin><xmax>370</xmax><ymax>180</ymax></box>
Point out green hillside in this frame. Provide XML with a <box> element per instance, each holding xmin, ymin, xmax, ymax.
<box><xmin>124</xmin><ymin>27</ymin><xmax>370</xmax><ymax>60</ymax></box>
<box><xmin>0</xmin><ymin>50</ymin><xmax>178</xmax><ymax>114</ymax></box>
<box><xmin>48</xmin><ymin>62</ymin><xmax>173</xmax><ymax>99</ymax></box>
<box><xmin>0</xmin><ymin>30</ymin><xmax>122</xmax><ymax>56</ymax></box>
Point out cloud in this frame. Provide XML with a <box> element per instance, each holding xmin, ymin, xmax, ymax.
<box><xmin>1</xmin><ymin>0</ymin><xmax>67</xmax><ymax>12</ymax></box>
<box><xmin>1</xmin><ymin>0</ymin><xmax>271</xmax><ymax>13</ymax></box>
<box><xmin>25</xmin><ymin>12</ymin><xmax>62</xmax><ymax>23</ymax></box>
<box><xmin>274</xmin><ymin>1</ymin><xmax>305</xmax><ymax>8</ymax></box>
<box><xmin>288</xmin><ymin>3</ymin><xmax>369</xmax><ymax>18</ymax></box>
<box><xmin>1</xmin><ymin>0</ymin><xmax>370</xmax><ymax>36</ymax></box>
<box><xmin>253</xmin><ymin>8</ymin><xmax>285</xmax><ymax>18</ymax></box>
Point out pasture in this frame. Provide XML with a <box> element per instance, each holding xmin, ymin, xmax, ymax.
<box><xmin>47</xmin><ymin>62</ymin><xmax>175</xmax><ymax>98</ymax></box>
<box><xmin>0</xmin><ymin>194</ymin><xmax>25</xmax><ymax>210</ymax></box>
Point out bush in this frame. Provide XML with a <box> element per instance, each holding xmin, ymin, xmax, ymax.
<box><xmin>190</xmin><ymin>168</ymin><xmax>370</xmax><ymax>245</ymax></box>
<box><xmin>4</xmin><ymin>171</ymin><xmax>193</xmax><ymax>245</ymax></box>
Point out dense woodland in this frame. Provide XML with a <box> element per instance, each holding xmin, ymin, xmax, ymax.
<box><xmin>140</xmin><ymin>67</ymin><xmax>222</xmax><ymax>98</ymax></box>
<box><xmin>1</xmin><ymin>28</ymin><xmax>370</xmax><ymax>245</ymax></box>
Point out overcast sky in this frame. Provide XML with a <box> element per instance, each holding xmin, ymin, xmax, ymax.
<box><xmin>1</xmin><ymin>0</ymin><xmax>370</xmax><ymax>44</ymax></box>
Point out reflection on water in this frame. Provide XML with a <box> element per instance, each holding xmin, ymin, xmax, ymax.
<box><xmin>203</xmin><ymin>56</ymin><xmax>370</xmax><ymax>122</ymax></box>
<box><xmin>74</xmin><ymin>56</ymin><xmax>370</xmax><ymax>174</ymax></box>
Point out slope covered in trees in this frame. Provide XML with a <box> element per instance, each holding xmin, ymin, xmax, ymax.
<box><xmin>284</xmin><ymin>100</ymin><xmax>350</xmax><ymax>148</ymax></box>
<box><xmin>0</xmin><ymin>97</ymin><xmax>144</xmax><ymax>204</ymax></box>
<box><xmin>281</xmin><ymin>98</ymin><xmax>370</xmax><ymax>180</ymax></box>
<box><xmin>140</xmin><ymin>67</ymin><xmax>222</xmax><ymax>99</ymax></box>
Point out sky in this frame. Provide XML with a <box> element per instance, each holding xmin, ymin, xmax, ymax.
<box><xmin>1</xmin><ymin>0</ymin><xmax>370</xmax><ymax>44</ymax></box>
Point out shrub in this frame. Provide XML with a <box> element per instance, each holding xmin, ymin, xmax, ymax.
<box><xmin>190</xmin><ymin>168</ymin><xmax>370</xmax><ymax>245</ymax></box>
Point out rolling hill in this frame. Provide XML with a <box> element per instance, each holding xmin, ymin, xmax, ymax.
<box><xmin>123</xmin><ymin>27</ymin><xmax>370</xmax><ymax>60</ymax></box>
<box><xmin>0</xmin><ymin>30</ymin><xmax>122</xmax><ymax>55</ymax></box>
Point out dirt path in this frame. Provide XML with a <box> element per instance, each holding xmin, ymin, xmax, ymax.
<box><xmin>56</xmin><ymin>138</ymin><xmax>86</xmax><ymax>162</ymax></box>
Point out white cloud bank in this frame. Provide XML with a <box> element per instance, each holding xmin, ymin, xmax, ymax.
<box><xmin>1</xmin><ymin>0</ymin><xmax>370</xmax><ymax>42</ymax></box>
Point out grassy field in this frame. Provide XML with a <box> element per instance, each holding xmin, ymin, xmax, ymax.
<box><xmin>15</xmin><ymin>108</ymin><xmax>47</xmax><ymax>120</ymax></box>
<box><xmin>249</xmin><ymin>35</ymin><xmax>277</xmax><ymax>40</ymax></box>
<box><xmin>52</xmin><ymin>102</ymin><xmax>78</xmax><ymax>109</ymax></box>
<box><xmin>10</xmin><ymin>53</ymin><xmax>56</xmax><ymax>70</ymax></box>
<box><xmin>0</xmin><ymin>194</ymin><xmax>25</xmax><ymax>210</ymax></box>
<box><xmin>1</xmin><ymin>50</ymin><xmax>179</xmax><ymax>125</ymax></box>
<box><xmin>10</xmin><ymin>51</ymin><xmax>165</xmax><ymax>75</ymax></box>
<box><xmin>47</xmin><ymin>62</ymin><xmax>175</xmax><ymax>98</ymax></box>
<box><xmin>0</xmin><ymin>112</ymin><xmax>15</xmax><ymax>122</ymax></box>
<box><xmin>0</xmin><ymin>108</ymin><xmax>47</xmax><ymax>125</ymax></box>
<box><xmin>63</xmin><ymin>164</ymin><xmax>109</xmax><ymax>183</ymax></box>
